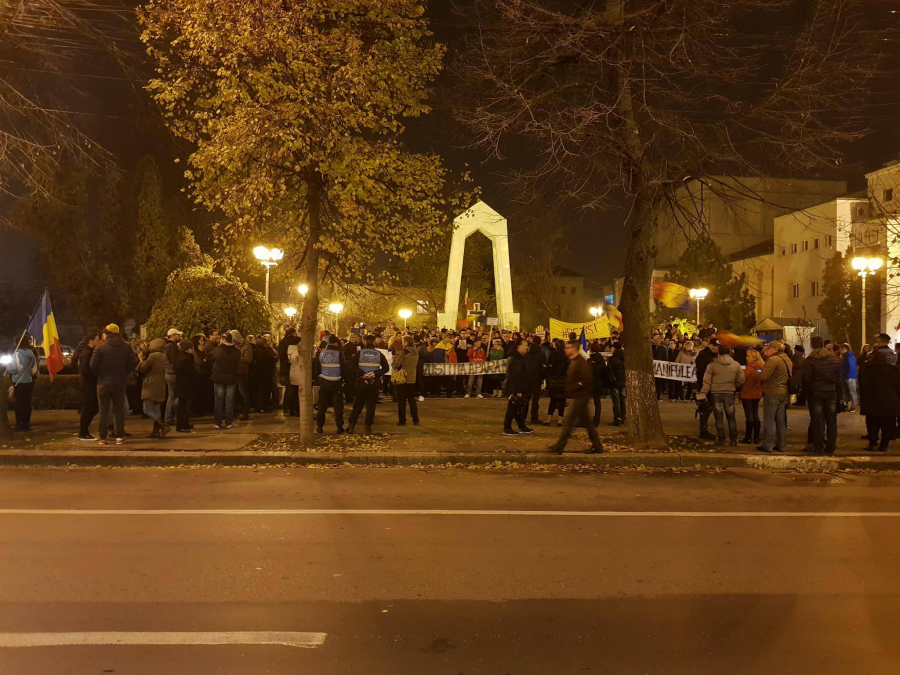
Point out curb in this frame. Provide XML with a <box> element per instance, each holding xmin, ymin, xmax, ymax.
<box><xmin>0</xmin><ymin>449</ymin><xmax>899</xmax><ymax>470</ymax></box>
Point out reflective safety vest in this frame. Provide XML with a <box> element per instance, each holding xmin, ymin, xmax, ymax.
<box><xmin>318</xmin><ymin>348</ymin><xmax>341</xmax><ymax>382</ymax></box>
<box><xmin>358</xmin><ymin>348</ymin><xmax>382</xmax><ymax>376</ymax></box>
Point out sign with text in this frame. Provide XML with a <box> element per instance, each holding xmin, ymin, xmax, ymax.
<box><xmin>486</xmin><ymin>317</ymin><xmax>499</xmax><ymax>326</ymax></box>
<box><xmin>549</xmin><ymin>317</ymin><xmax>612</xmax><ymax>341</ymax></box>
<box><xmin>422</xmin><ymin>359</ymin><xmax>509</xmax><ymax>377</ymax></box>
<box><xmin>654</xmin><ymin>360</ymin><xmax>696</xmax><ymax>383</ymax></box>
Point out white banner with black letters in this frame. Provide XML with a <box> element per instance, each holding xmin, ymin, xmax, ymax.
<box><xmin>654</xmin><ymin>360</ymin><xmax>696</xmax><ymax>383</ymax></box>
<box><xmin>422</xmin><ymin>359</ymin><xmax>509</xmax><ymax>377</ymax></box>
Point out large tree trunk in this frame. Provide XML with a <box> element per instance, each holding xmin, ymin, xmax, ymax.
<box><xmin>296</xmin><ymin>176</ymin><xmax>321</xmax><ymax>447</ymax></box>
<box><xmin>620</xmin><ymin>187</ymin><xmax>668</xmax><ymax>450</ymax></box>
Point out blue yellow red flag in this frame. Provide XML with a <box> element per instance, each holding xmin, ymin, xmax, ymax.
<box><xmin>651</xmin><ymin>281</ymin><xmax>691</xmax><ymax>310</ymax></box>
<box><xmin>26</xmin><ymin>290</ymin><xmax>64</xmax><ymax>380</ymax></box>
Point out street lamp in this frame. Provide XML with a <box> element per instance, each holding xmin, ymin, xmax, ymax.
<box><xmin>589</xmin><ymin>307</ymin><xmax>600</xmax><ymax>318</ymax></box>
<box><xmin>253</xmin><ymin>246</ymin><xmax>284</xmax><ymax>303</ymax></box>
<box><xmin>284</xmin><ymin>307</ymin><xmax>297</xmax><ymax>319</ymax></box>
<box><xmin>689</xmin><ymin>288</ymin><xmax>709</xmax><ymax>325</ymax></box>
<box><xmin>852</xmin><ymin>257</ymin><xmax>883</xmax><ymax>344</ymax></box>
<box><xmin>328</xmin><ymin>302</ymin><xmax>344</xmax><ymax>334</ymax></box>
<box><xmin>297</xmin><ymin>283</ymin><xmax>309</xmax><ymax>298</ymax></box>
<box><xmin>398</xmin><ymin>308</ymin><xmax>412</xmax><ymax>329</ymax></box>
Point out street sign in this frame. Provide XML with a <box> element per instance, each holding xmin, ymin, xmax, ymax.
<box><xmin>487</xmin><ymin>317</ymin><xmax>499</xmax><ymax>326</ymax></box>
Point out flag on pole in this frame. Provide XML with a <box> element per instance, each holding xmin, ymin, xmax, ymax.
<box><xmin>579</xmin><ymin>327</ymin><xmax>590</xmax><ymax>360</ymax></box>
<box><xmin>27</xmin><ymin>290</ymin><xmax>64</xmax><ymax>381</ymax></box>
<box><xmin>465</xmin><ymin>288</ymin><xmax>472</xmax><ymax>311</ymax></box>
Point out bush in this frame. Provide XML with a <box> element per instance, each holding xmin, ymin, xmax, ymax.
<box><xmin>32</xmin><ymin>375</ymin><xmax>82</xmax><ymax>410</ymax></box>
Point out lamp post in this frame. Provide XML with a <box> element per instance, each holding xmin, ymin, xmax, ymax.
<box><xmin>328</xmin><ymin>302</ymin><xmax>343</xmax><ymax>335</ymax></box>
<box><xmin>253</xmin><ymin>246</ymin><xmax>284</xmax><ymax>303</ymax></box>
<box><xmin>297</xmin><ymin>283</ymin><xmax>309</xmax><ymax>299</ymax></box>
<box><xmin>689</xmin><ymin>288</ymin><xmax>709</xmax><ymax>325</ymax></box>
<box><xmin>852</xmin><ymin>257</ymin><xmax>883</xmax><ymax>345</ymax></box>
<box><xmin>284</xmin><ymin>307</ymin><xmax>297</xmax><ymax>320</ymax></box>
<box><xmin>589</xmin><ymin>306</ymin><xmax>599</xmax><ymax>319</ymax></box>
<box><xmin>398</xmin><ymin>308</ymin><xmax>412</xmax><ymax>329</ymax></box>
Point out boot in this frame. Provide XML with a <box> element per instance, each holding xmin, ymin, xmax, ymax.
<box><xmin>739</xmin><ymin>422</ymin><xmax>752</xmax><ymax>444</ymax></box>
<box><xmin>752</xmin><ymin>421</ymin><xmax>761</xmax><ymax>444</ymax></box>
<box><xmin>364</xmin><ymin>424</ymin><xmax>373</xmax><ymax>434</ymax></box>
<box><xmin>148</xmin><ymin>421</ymin><xmax>160</xmax><ymax>439</ymax></box>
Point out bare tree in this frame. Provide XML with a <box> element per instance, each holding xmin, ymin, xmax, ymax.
<box><xmin>456</xmin><ymin>0</ymin><xmax>877</xmax><ymax>448</ymax></box>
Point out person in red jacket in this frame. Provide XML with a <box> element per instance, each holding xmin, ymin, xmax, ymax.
<box><xmin>465</xmin><ymin>339</ymin><xmax>487</xmax><ymax>398</ymax></box>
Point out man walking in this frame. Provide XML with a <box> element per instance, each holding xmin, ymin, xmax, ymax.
<box><xmin>549</xmin><ymin>340</ymin><xmax>603</xmax><ymax>454</ymax></box>
<box><xmin>347</xmin><ymin>334</ymin><xmax>390</xmax><ymax>434</ymax></box>
<box><xmin>803</xmin><ymin>335</ymin><xmax>843</xmax><ymax>455</ymax></box>
<box><xmin>757</xmin><ymin>340</ymin><xmax>792</xmax><ymax>453</ymax></box>
<box><xmin>163</xmin><ymin>328</ymin><xmax>182</xmax><ymax>426</ymax></box>
<box><xmin>90</xmin><ymin>324</ymin><xmax>136</xmax><ymax>445</ymax></box>
<box><xmin>314</xmin><ymin>335</ymin><xmax>347</xmax><ymax>433</ymax></box>
<box><xmin>699</xmin><ymin>343</ymin><xmax>745</xmax><ymax>446</ymax></box>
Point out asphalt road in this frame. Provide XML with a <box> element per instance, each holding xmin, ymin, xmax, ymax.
<box><xmin>1</xmin><ymin>466</ymin><xmax>899</xmax><ymax>674</ymax></box>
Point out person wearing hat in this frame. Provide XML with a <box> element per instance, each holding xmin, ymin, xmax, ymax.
<box><xmin>757</xmin><ymin>340</ymin><xmax>793</xmax><ymax>453</ymax></box>
<box><xmin>139</xmin><ymin>338</ymin><xmax>169</xmax><ymax>438</ymax></box>
<box><xmin>90</xmin><ymin>323</ymin><xmax>136</xmax><ymax>445</ymax></box>
<box><xmin>163</xmin><ymin>328</ymin><xmax>183</xmax><ymax>427</ymax></box>
<box><xmin>694</xmin><ymin>338</ymin><xmax>719</xmax><ymax>440</ymax></box>
<box><xmin>791</xmin><ymin>344</ymin><xmax>807</xmax><ymax>405</ymax></box>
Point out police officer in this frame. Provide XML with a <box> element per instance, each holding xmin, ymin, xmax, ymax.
<box><xmin>348</xmin><ymin>334</ymin><xmax>390</xmax><ymax>434</ymax></box>
<box><xmin>314</xmin><ymin>335</ymin><xmax>347</xmax><ymax>433</ymax></box>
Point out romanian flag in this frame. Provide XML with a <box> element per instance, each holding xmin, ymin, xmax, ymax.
<box><xmin>715</xmin><ymin>330</ymin><xmax>763</xmax><ymax>348</ymax></box>
<box><xmin>603</xmin><ymin>302</ymin><xmax>624</xmax><ymax>332</ymax></box>
<box><xmin>27</xmin><ymin>290</ymin><xmax>64</xmax><ymax>381</ymax></box>
<box><xmin>651</xmin><ymin>281</ymin><xmax>691</xmax><ymax>310</ymax></box>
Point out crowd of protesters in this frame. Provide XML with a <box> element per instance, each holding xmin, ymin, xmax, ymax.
<box><xmin>9</xmin><ymin>315</ymin><xmax>900</xmax><ymax>455</ymax></box>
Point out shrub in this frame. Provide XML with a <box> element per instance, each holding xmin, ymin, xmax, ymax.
<box><xmin>32</xmin><ymin>375</ymin><xmax>82</xmax><ymax>410</ymax></box>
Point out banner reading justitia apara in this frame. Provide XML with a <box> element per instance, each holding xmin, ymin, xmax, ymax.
<box><xmin>422</xmin><ymin>360</ymin><xmax>509</xmax><ymax>377</ymax></box>
<box><xmin>549</xmin><ymin>317</ymin><xmax>612</xmax><ymax>340</ymax></box>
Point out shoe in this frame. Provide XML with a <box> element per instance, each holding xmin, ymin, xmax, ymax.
<box><xmin>752</xmin><ymin>422</ymin><xmax>761</xmax><ymax>444</ymax></box>
<box><xmin>772</xmin><ymin>447</ymin><xmax>785</xmax><ymax>453</ymax></box>
<box><xmin>347</xmin><ymin>424</ymin><xmax>356</xmax><ymax>434</ymax></box>
<box><xmin>756</xmin><ymin>446</ymin><xmax>770</xmax><ymax>453</ymax></box>
<box><xmin>122</xmin><ymin>432</ymin><xmax>132</xmax><ymax>438</ymax></box>
<box><xmin>160</xmin><ymin>424</ymin><xmax>170</xmax><ymax>439</ymax></box>
<box><xmin>557</xmin><ymin>422</ymin><xmax>563</xmax><ymax>428</ymax></box>
<box><xmin>364</xmin><ymin>425</ymin><xmax>372</xmax><ymax>434</ymax></box>
<box><xmin>115</xmin><ymin>438</ymin><xmax>124</xmax><ymax>445</ymax></box>
<box><xmin>699</xmin><ymin>432</ymin><xmax>715</xmax><ymax>441</ymax></box>
<box><xmin>729</xmin><ymin>439</ymin><xmax>738</xmax><ymax>447</ymax></box>
<box><xmin>176</xmin><ymin>428</ymin><xmax>192</xmax><ymax>433</ymax></box>
<box><xmin>417</xmin><ymin>396</ymin><xmax>424</xmax><ymax>402</ymax></box>
<box><xmin>865</xmin><ymin>444</ymin><xmax>877</xmax><ymax>452</ymax></box>
<box><xmin>98</xmin><ymin>439</ymin><xmax>107</xmax><ymax>446</ymax></box>
<box><xmin>547</xmin><ymin>444</ymin><xmax>563</xmax><ymax>454</ymax></box>
<box><xmin>875</xmin><ymin>445</ymin><xmax>888</xmax><ymax>452</ymax></box>
<box><xmin>585</xmin><ymin>446</ymin><xmax>603</xmax><ymax>454</ymax></box>
<box><xmin>518</xmin><ymin>426</ymin><xmax>534</xmax><ymax>434</ymax></box>
<box><xmin>464</xmin><ymin>394</ymin><xmax>470</xmax><ymax>399</ymax></box>
<box><xmin>240</xmin><ymin>416</ymin><xmax>250</xmax><ymax>421</ymax></box>
<box><xmin>77</xmin><ymin>434</ymin><xmax>96</xmax><ymax>441</ymax></box>
<box><xmin>740</xmin><ymin>422</ymin><xmax>752</xmax><ymax>444</ymax></box>
<box><xmin>542</xmin><ymin>421</ymin><xmax>552</xmax><ymax>426</ymax></box>
<box><xmin>477</xmin><ymin>394</ymin><xmax>484</xmax><ymax>399</ymax></box>
<box><xmin>213</xmin><ymin>424</ymin><xmax>221</xmax><ymax>429</ymax></box>
<box><xmin>337</xmin><ymin>428</ymin><xmax>346</xmax><ymax>434</ymax></box>
<box><xmin>148</xmin><ymin>432</ymin><xmax>160</xmax><ymax>439</ymax></box>
<box><xmin>503</xmin><ymin>429</ymin><xmax>519</xmax><ymax>436</ymax></box>
<box><xmin>225</xmin><ymin>424</ymin><xmax>235</xmax><ymax>430</ymax></box>
<box><xmin>612</xmin><ymin>420</ymin><xmax>621</xmax><ymax>427</ymax></box>
<box><xmin>715</xmin><ymin>438</ymin><xmax>725</xmax><ymax>447</ymax></box>
<box><xmin>315</xmin><ymin>427</ymin><xmax>324</xmax><ymax>434</ymax></box>
<box><xmin>396</xmin><ymin>422</ymin><xmax>407</xmax><ymax>427</ymax></box>
<box><xmin>413</xmin><ymin>421</ymin><xmax>420</xmax><ymax>427</ymax></box>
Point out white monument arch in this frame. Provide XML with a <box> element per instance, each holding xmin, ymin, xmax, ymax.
<box><xmin>436</xmin><ymin>201</ymin><xmax>520</xmax><ymax>330</ymax></box>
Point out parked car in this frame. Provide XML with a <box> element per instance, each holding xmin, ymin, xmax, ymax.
<box><xmin>35</xmin><ymin>345</ymin><xmax>76</xmax><ymax>374</ymax></box>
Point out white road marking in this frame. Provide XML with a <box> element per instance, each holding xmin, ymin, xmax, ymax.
<box><xmin>0</xmin><ymin>632</ymin><xmax>326</xmax><ymax>649</ymax></box>
<box><xmin>0</xmin><ymin>509</ymin><xmax>898</xmax><ymax>517</ymax></box>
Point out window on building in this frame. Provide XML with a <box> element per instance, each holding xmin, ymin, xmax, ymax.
<box><xmin>865</xmin><ymin>229</ymin><xmax>877</xmax><ymax>243</ymax></box>
<box><xmin>885</xmin><ymin>187</ymin><xmax>894</xmax><ymax>202</ymax></box>
<box><xmin>790</xmin><ymin>283</ymin><xmax>800</xmax><ymax>299</ymax></box>
<box><xmin>857</xmin><ymin>206</ymin><xmax>866</xmax><ymax>216</ymax></box>
<box><xmin>560</xmin><ymin>286</ymin><xmax>566</xmax><ymax>295</ymax></box>
<box><xmin>790</xmin><ymin>243</ymin><xmax>798</xmax><ymax>254</ymax></box>
<box><xmin>605</xmin><ymin>294</ymin><xmax>615</xmax><ymax>304</ymax></box>
<box><xmin>571</xmin><ymin>287</ymin><xmax>576</xmax><ymax>295</ymax></box>
<box><xmin>780</xmin><ymin>246</ymin><xmax>786</xmax><ymax>256</ymax></box>
<box><xmin>813</xmin><ymin>238</ymin><xmax>820</xmax><ymax>249</ymax></box>
<box><xmin>825</xmin><ymin>235</ymin><xmax>833</xmax><ymax>248</ymax></box>
<box><xmin>810</xmin><ymin>281</ymin><xmax>820</xmax><ymax>297</ymax></box>
<box><xmin>801</xmin><ymin>241</ymin><xmax>809</xmax><ymax>252</ymax></box>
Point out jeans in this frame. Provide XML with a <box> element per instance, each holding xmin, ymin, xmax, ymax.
<box><xmin>142</xmin><ymin>399</ymin><xmax>163</xmax><ymax>424</ymax></box>
<box><xmin>741</xmin><ymin>398</ymin><xmax>760</xmax><ymax>423</ymax></box>
<box><xmin>467</xmin><ymin>374</ymin><xmax>484</xmax><ymax>396</ymax></box>
<box><xmin>97</xmin><ymin>386</ymin><xmax>126</xmax><ymax>440</ymax></box>
<box><xmin>316</xmin><ymin>383</ymin><xmax>344</xmax><ymax>430</ymax></box>
<box><xmin>843</xmin><ymin>378</ymin><xmax>858</xmax><ymax>407</ymax></box>
<box><xmin>709</xmin><ymin>392</ymin><xmax>737</xmax><ymax>441</ymax></box>
<box><xmin>214</xmin><ymin>383</ymin><xmax>237</xmax><ymax>426</ymax></box>
<box><xmin>164</xmin><ymin>374</ymin><xmax>178</xmax><ymax>424</ymax></box>
<box><xmin>610</xmin><ymin>387</ymin><xmax>627</xmax><ymax>422</ymax></box>
<box><xmin>13</xmin><ymin>381</ymin><xmax>34</xmax><ymax>430</ymax></box>
<box><xmin>762</xmin><ymin>393</ymin><xmax>789</xmax><ymax>451</ymax></box>
<box><xmin>808</xmin><ymin>395</ymin><xmax>838</xmax><ymax>454</ymax></box>
<box><xmin>552</xmin><ymin>395</ymin><xmax>603</xmax><ymax>450</ymax></box>
<box><xmin>396</xmin><ymin>383</ymin><xmax>419</xmax><ymax>424</ymax></box>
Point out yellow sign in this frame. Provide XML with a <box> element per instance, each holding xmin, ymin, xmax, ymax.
<box><xmin>549</xmin><ymin>317</ymin><xmax>612</xmax><ymax>340</ymax></box>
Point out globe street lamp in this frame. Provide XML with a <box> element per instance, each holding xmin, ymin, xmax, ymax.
<box><xmin>398</xmin><ymin>308</ymin><xmax>412</xmax><ymax>329</ymax></box>
<box><xmin>253</xmin><ymin>246</ymin><xmax>284</xmax><ymax>303</ymax></box>
<box><xmin>297</xmin><ymin>283</ymin><xmax>309</xmax><ymax>298</ymax></box>
<box><xmin>284</xmin><ymin>307</ymin><xmax>297</xmax><ymax>319</ymax></box>
<box><xmin>852</xmin><ymin>257</ymin><xmax>883</xmax><ymax>344</ymax></box>
<box><xmin>589</xmin><ymin>306</ymin><xmax>600</xmax><ymax>319</ymax></box>
<box><xmin>328</xmin><ymin>302</ymin><xmax>344</xmax><ymax>334</ymax></box>
<box><xmin>689</xmin><ymin>288</ymin><xmax>709</xmax><ymax>325</ymax></box>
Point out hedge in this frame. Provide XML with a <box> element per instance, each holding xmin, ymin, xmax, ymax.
<box><xmin>31</xmin><ymin>375</ymin><xmax>82</xmax><ymax>410</ymax></box>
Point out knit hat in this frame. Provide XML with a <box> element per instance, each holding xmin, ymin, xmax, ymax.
<box><xmin>105</xmin><ymin>323</ymin><xmax>120</xmax><ymax>334</ymax></box>
<box><xmin>229</xmin><ymin>330</ymin><xmax>244</xmax><ymax>344</ymax></box>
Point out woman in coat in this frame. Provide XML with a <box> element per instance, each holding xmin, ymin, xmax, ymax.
<box><xmin>175</xmin><ymin>338</ymin><xmax>197</xmax><ymax>433</ymax></box>
<box><xmin>543</xmin><ymin>340</ymin><xmax>568</xmax><ymax>427</ymax></box>
<box><xmin>858</xmin><ymin>348</ymin><xmax>900</xmax><ymax>451</ymax></box>
<box><xmin>739</xmin><ymin>349</ymin><xmax>764</xmax><ymax>444</ymax></box>
<box><xmin>139</xmin><ymin>338</ymin><xmax>169</xmax><ymax>438</ymax></box>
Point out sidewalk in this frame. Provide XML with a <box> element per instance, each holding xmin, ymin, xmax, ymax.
<box><xmin>2</xmin><ymin>397</ymin><xmax>896</xmax><ymax>470</ymax></box>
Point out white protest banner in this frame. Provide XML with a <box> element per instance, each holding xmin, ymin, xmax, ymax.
<box><xmin>487</xmin><ymin>317</ymin><xmax>499</xmax><ymax>326</ymax></box>
<box><xmin>422</xmin><ymin>359</ymin><xmax>509</xmax><ymax>377</ymax></box>
<box><xmin>653</xmin><ymin>360</ymin><xmax>696</xmax><ymax>383</ymax></box>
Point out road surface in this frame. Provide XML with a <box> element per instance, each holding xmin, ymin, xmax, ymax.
<box><xmin>0</xmin><ymin>466</ymin><xmax>898</xmax><ymax>673</ymax></box>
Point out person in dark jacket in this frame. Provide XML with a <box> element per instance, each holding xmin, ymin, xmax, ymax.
<box><xmin>163</xmin><ymin>328</ymin><xmax>182</xmax><ymax>426</ymax></box>
<box><xmin>608</xmin><ymin>343</ymin><xmax>627</xmax><ymax>425</ymax></box>
<box><xmin>694</xmin><ymin>339</ymin><xmax>719</xmax><ymax>439</ymax></box>
<box><xmin>791</xmin><ymin>345</ymin><xmax>807</xmax><ymax>405</ymax></box>
<box><xmin>277</xmin><ymin>328</ymin><xmax>296</xmax><ymax>387</ymax></box>
<box><xmin>872</xmin><ymin>334</ymin><xmax>897</xmax><ymax>365</ymax></box>
<box><xmin>589</xmin><ymin>351</ymin><xmax>608</xmax><ymax>427</ymax></box>
<box><xmin>342</xmin><ymin>333</ymin><xmax>361</xmax><ymax>403</ymax></box>
<box><xmin>77</xmin><ymin>330</ymin><xmax>102</xmax><ymax>440</ymax></box>
<box><xmin>502</xmin><ymin>339</ymin><xmax>532</xmax><ymax>435</ymax></box>
<box><xmin>651</xmin><ymin>335</ymin><xmax>668</xmax><ymax>400</ymax></box>
<box><xmin>253</xmin><ymin>337</ymin><xmax>278</xmax><ymax>413</ymax></box>
<box><xmin>90</xmin><ymin>324</ymin><xmax>137</xmax><ymax>445</ymax></box>
<box><xmin>192</xmin><ymin>333</ymin><xmax>212</xmax><ymax>417</ymax></box>
<box><xmin>525</xmin><ymin>342</ymin><xmax>546</xmax><ymax>424</ymax></box>
<box><xmin>543</xmin><ymin>340</ymin><xmax>568</xmax><ymax>427</ymax></box>
<box><xmin>858</xmin><ymin>347</ymin><xmax>900</xmax><ymax>451</ymax></box>
<box><xmin>549</xmin><ymin>340</ymin><xmax>603</xmax><ymax>454</ymax></box>
<box><xmin>175</xmin><ymin>338</ymin><xmax>197</xmax><ymax>433</ymax></box>
<box><xmin>210</xmin><ymin>332</ymin><xmax>241</xmax><ymax>429</ymax></box>
<box><xmin>347</xmin><ymin>334</ymin><xmax>390</xmax><ymax>434</ymax></box>
<box><xmin>312</xmin><ymin>335</ymin><xmax>347</xmax><ymax>433</ymax></box>
<box><xmin>803</xmin><ymin>335</ymin><xmax>843</xmax><ymax>455</ymax></box>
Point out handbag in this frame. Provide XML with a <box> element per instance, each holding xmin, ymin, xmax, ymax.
<box><xmin>391</xmin><ymin>369</ymin><xmax>408</xmax><ymax>385</ymax></box>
